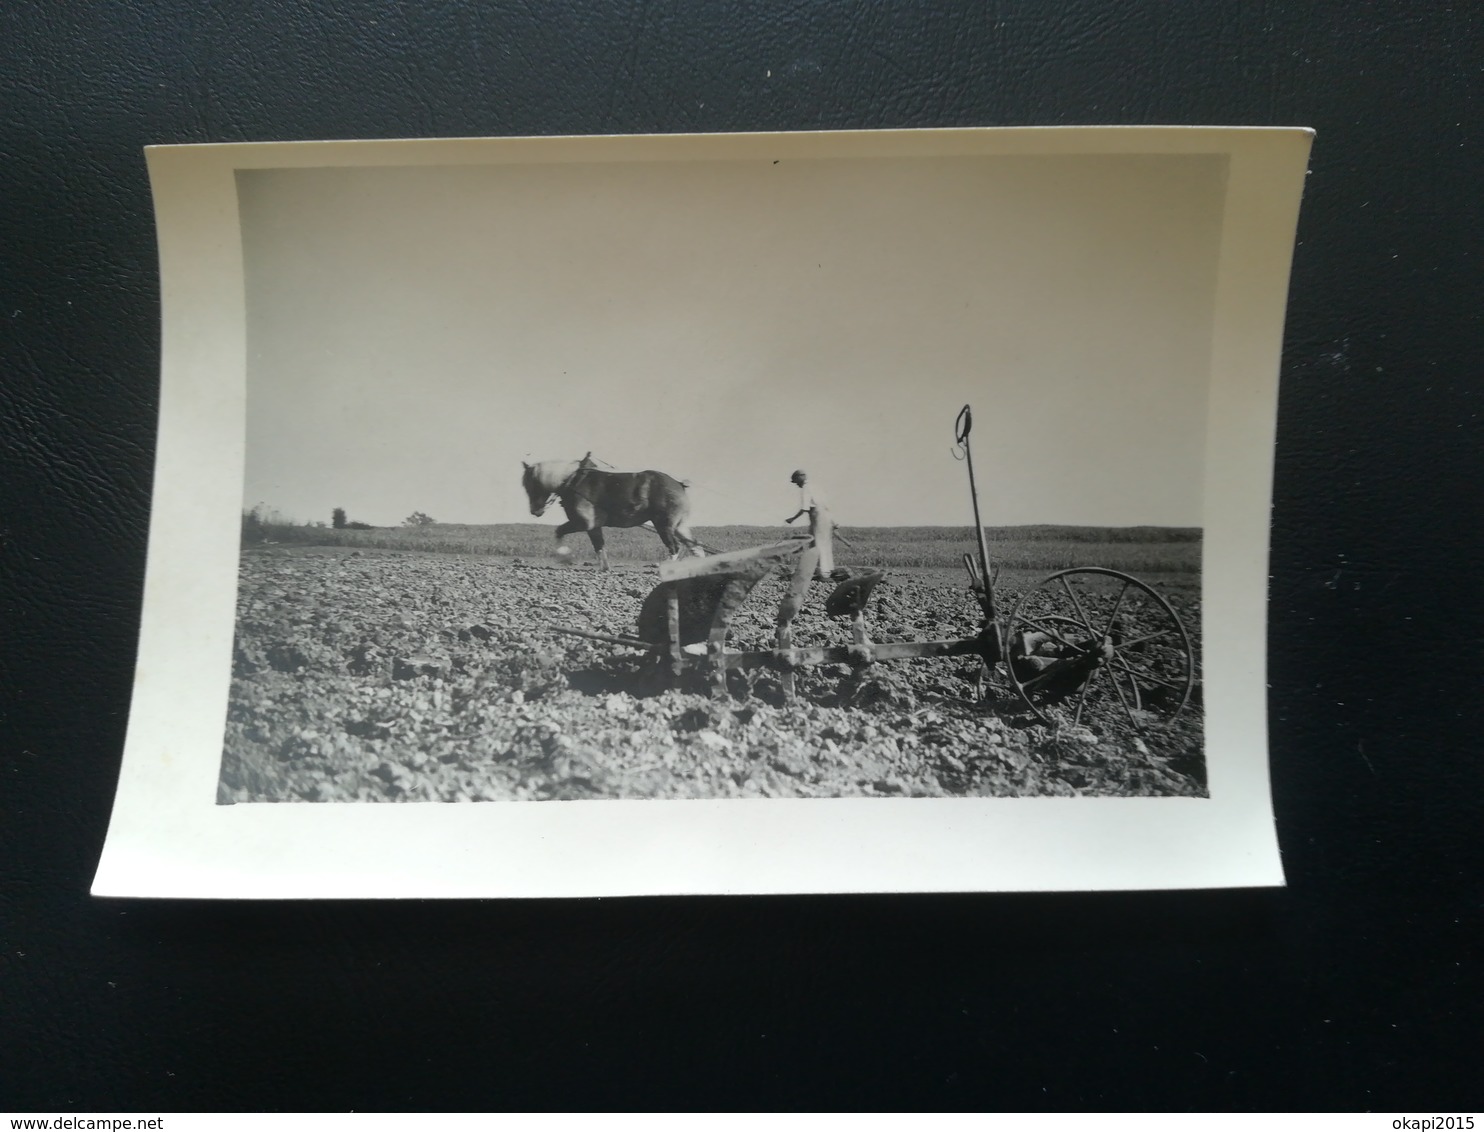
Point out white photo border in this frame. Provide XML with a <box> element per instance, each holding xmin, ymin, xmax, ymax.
<box><xmin>94</xmin><ymin>127</ymin><xmax>1311</xmax><ymax>898</ymax></box>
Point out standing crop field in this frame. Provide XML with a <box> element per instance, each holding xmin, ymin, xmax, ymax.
<box><xmin>245</xmin><ymin>518</ymin><xmax>1201</xmax><ymax>575</ymax></box>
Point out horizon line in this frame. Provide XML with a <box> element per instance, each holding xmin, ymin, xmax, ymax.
<box><xmin>247</xmin><ymin>510</ymin><xmax>1203</xmax><ymax>534</ymax></box>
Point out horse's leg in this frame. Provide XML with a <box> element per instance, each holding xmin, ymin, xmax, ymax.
<box><xmin>660</xmin><ymin>483</ymin><xmax>706</xmax><ymax>559</ymax></box>
<box><xmin>554</xmin><ymin>517</ymin><xmax>586</xmax><ymax>554</ymax></box>
<box><xmin>651</xmin><ymin>518</ymin><xmax>682</xmax><ymax>560</ymax></box>
<box><xmin>674</xmin><ymin>521</ymin><xmax>705</xmax><ymax>558</ymax></box>
<box><xmin>587</xmin><ymin>527</ymin><xmax>610</xmax><ymax>571</ymax></box>
<box><xmin>558</xmin><ymin>499</ymin><xmax>602</xmax><ymax>566</ymax></box>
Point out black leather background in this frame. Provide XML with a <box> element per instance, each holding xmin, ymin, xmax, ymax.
<box><xmin>2</xmin><ymin>1</ymin><xmax>1479</xmax><ymax>1112</ymax></box>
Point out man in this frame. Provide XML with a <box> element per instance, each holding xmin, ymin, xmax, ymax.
<box><xmin>784</xmin><ymin>468</ymin><xmax>828</xmax><ymax>528</ymax></box>
<box><xmin>784</xmin><ymin>469</ymin><xmax>841</xmax><ymax>579</ymax></box>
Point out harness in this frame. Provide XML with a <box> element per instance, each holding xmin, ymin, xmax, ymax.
<box><xmin>542</xmin><ymin>457</ymin><xmax>595</xmax><ymax>512</ymax></box>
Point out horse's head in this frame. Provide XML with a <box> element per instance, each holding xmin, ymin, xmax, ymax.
<box><xmin>521</xmin><ymin>461</ymin><xmax>553</xmax><ymax>517</ymax></box>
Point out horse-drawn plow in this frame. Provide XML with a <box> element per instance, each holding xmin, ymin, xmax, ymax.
<box><xmin>549</xmin><ymin>405</ymin><xmax>1196</xmax><ymax>730</ymax></box>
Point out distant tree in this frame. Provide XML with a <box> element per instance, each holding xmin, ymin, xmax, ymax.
<box><xmin>332</xmin><ymin>507</ymin><xmax>346</xmax><ymax>529</ymax></box>
<box><xmin>346</xmin><ymin>521</ymin><xmax>374</xmax><ymax>530</ymax></box>
<box><xmin>241</xmin><ymin>506</ymin><xmax>266</xmax><ymax>544</ymax></box>
<box><xmin>403</xmin><ymin>511</ymin><xmax>436</xmax><ymax>527</ymax></box>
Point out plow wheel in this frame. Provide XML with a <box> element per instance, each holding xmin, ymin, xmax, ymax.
<box><xmin>1003</xmin><ymin>567</ymin><xmax>1195</xmax><ymax>729</ymax></box>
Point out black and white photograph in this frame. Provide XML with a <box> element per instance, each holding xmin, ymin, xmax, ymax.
<box><xmin>223</xmin><ymin>149</ymin><xmax>1216</xmax><ymax>805</ymax></box>
<box><xmin>13</xmin><ymin>2</ymin><xmax>1478</xmax><ymax>1112</ymax></box>
<box><xmin>93</xmin><ymin>128</ymin><xmax>1306</xmax><ymax>898</ymax></box>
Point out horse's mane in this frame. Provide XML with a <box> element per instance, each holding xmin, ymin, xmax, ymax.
<box><xmin>523</xmin><ymin>458</ymin><xmax>583</xmax><ymax>493</ymax></box>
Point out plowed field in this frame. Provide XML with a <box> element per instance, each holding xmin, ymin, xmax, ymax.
<box><xmin>220</xmin><ymin>548</ymin><xmax>1205</xmax><ymax>803</ymax></box>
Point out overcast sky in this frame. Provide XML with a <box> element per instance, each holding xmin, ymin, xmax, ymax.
<box><xmin>239</xmin><ymin>152</ymin><xmax>1225</xmax><ymax>528</ymax></box>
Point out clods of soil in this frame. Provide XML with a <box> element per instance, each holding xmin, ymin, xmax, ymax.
<box><xmin>220</xmin><ymin>549</ymin><xmax>1205</xmax><ymax>803</ymax></box>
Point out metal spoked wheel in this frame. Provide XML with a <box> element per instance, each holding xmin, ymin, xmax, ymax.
<box><xmin>1003</xmin><ymin>567</ymin><xmax>1195</xmax><ymax>729</ymax></box>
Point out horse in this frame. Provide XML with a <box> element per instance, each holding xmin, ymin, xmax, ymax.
<box><xmin>520</xmin><ymin>454</ymin><xmax>705</xmax><ymax>570</ymax></box>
